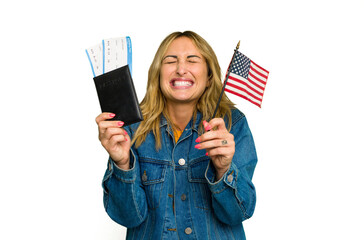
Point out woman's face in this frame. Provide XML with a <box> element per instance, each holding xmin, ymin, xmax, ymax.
<box><xmin>160</xmin><ymin>37</ymin><xmax>209</xmax><ymax>106</ymax></box>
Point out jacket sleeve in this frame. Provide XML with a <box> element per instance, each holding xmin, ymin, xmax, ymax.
<box><xmin>205</xmin><ymin>115</ymin><xmax>257</xmax><ymax>225</ymax></box>
<box><xmin>102</xmin><ymin>147</ymin><xmax>148</xmax><ymax>228</ymax></box>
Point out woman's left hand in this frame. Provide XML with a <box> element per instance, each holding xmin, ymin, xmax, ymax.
<box><xmin>195</xmin><ymin>118</ymin><xmax>235</xmax><ymax>180</ymax></box>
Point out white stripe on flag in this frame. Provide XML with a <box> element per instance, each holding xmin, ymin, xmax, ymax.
<box><xmin>226</xmin><ymin>81</ymin><xmax>263</xmax><ymax>102</ymax></box>
<box><xmin>228</xmin><ymin>73</ymin><xmax>264</xmax><ymax>96</ymax></box>
<box><xmin>250</xmin><ymin>62</ymin><xmax>269</xmax><ymax>77</ymax></box>
<box><xmin>225</xmin><ymin>86</ymin><xmax>262</xmax><ymax>106</ymax></box>
<box><xmin>249</xmin><ymin>69</ymin><xmax>268</xmax><ymax>83</ymax></box>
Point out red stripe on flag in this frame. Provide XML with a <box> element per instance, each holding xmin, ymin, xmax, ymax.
<box><xmin>229</xmin><ymin>75</ymin><xmax>264</xmax><ymax>91</ymax></box>
<box><xmin>226</xmin><ymin>82</ymin><xmax>262</xmax><ymax>102</ymax></box>
<box><xmin>228</xmin><ymin>76</ymin><xmax>263</xmax><ymax>96</ymax></box>
<box><xmin>248</xmin><ymin>71</ymin><xmax>267</xmax><ymax>85</ymax></box>
<box><xmin>251</xmin><ymin>60</ymin><xmax>269</xmax><ymax>75</ymax></box>
<box><xmin>246</xmin><ymin>75</ymin><xmax>266</xmax><ymax>91</ymax></box>
<box><xmin>250</xmin><ymin>66</ymin><xmax>269</xmax><ymax>80</ymax></box>
<box><xmin>225</xmin><ymin>89</ymin><xmax>261</xmax><ymax>108</ymax></box>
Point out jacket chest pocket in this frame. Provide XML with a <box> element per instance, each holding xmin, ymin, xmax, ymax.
<box><xmin>188</xmin><ymin>158</ymin><xmax>211</xmax><ymax>210</ymax></box>
<box><xmin>140</xmin><ymin>160</ymin><xmax>167</xmax><ymax>210</ymax></box>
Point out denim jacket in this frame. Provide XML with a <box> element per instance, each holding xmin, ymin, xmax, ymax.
<box><xmin>102</xmin><ymin>109</ymin><xmax>257</xmax><ymax>240</ymax></box>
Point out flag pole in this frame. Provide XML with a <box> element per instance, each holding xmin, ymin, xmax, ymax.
<box><xmin>211</xmin><ymin>41</ymin><xmax>240</xmax><ymax>120</ymax></box>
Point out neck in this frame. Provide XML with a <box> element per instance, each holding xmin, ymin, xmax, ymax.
<box><xmin>165</xmin><ymin>101</ymin><xmax>195</xmax><ymax>130</ymax></box>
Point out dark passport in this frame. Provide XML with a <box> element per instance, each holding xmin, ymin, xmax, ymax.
<box><xmin>93</xmin><ymin>65</ymin><xmax>143</xmax><ymax>126</ymax></box>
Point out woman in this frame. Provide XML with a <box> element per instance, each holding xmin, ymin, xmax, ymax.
<box><xmin>96</xmin><ymin>31</ymin><xmax>257</xmax><ymax>239</ymax></box>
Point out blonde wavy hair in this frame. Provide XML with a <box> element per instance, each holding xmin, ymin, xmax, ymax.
<box><xmin>132</xmin><ymin>31</ymin><xmax>235</xmax><ymax>149</ymax></box>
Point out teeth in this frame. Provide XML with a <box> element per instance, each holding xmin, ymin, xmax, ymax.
<box><xmin>174</xmin><ymin>81</ymin><xmax>192</xmax><ymax>86</ymax></box>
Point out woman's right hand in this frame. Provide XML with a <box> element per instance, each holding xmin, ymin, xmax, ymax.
<box><xmin>95</xmin><ymin>113</ymin><xmax>131</xmax><ymax>170</ymax></box>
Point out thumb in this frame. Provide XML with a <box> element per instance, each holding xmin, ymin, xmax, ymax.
<box><xmin>205</xmin><ymin>118</ymin><xmax>227</xmax><ymax>131</ymax></box>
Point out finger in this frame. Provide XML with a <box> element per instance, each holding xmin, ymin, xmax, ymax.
<box><xmin>207</xmin><ymin>118</ymin><xmax>227</xmax><ymax>132</ymax></box>
<box><xmin>95</xmin><ymin>112</ymin><xmax>116</xmax><ymax>124</ymax></box>
<box><xmin>207</xmin><ymin>146</ymin><xmax>234</xmax><ymax>158</ymax></box>
<box><xmin>196</xmin><ymin>139</ymin><xmax>232</xmax><ymax>150</ymax></box>
<box><xmin>103</xmin><ymin>127</ymin><xmax>126</xmax><ymax>141</ymax></box>
<box><xmin>196</xmin><ymin>135</ymin><xmax>234</xmax><ymax>150</ymax></box>
<box><xmin>98</xmin><ymin>120</ymin><xmax>125</xmax><ymax>137</ymax></box>
<box><xmin>196</xmin><ymin>129</ymin><xmax>231</xmax><ymax>143</ymax></box>
<box><xmin>99</xmin><ymin>120</ymin><xmax>124</xmax><ymax>131</ymax></box>
<box><xmin>109</xmin><ymin>134</ymin><xmax>128</xmax><ymax>145</ymax></box>
<box><xmin>203</xmin><ymin>120</ymin><xmax>213</xmax><ymax>131</ymax></box>
<box><xmin>101</xmin><ymin>131</ymin><xmax>128</xmax><ymax>149</ymax></box>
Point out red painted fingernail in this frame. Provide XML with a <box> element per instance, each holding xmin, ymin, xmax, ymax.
<box><xmin>118</xmin><ymin>121</ymin><xmax>124</xmax><ymax>126</ymax></box>
<box><xmin>203</xmin><ymin>120</ymin><xmax>210</xmax><ymax>127</ymax></box>
<box><xmin>195</xmin><ymin>144</ymin><xmax>201</xmax><ymax>149</ymax></box>
<box><xmin>205</xmin><ymin>152</ymin><xmax>209</xmax><ymax>156</ymax></box>
<box><xmin>205</xmin><ymin>125</ymin><xmax>212</xmax><ymax>131</ymax></box>
<box><xmin>124</xmin><ymin>130</ymin><xmax>128</xmax><ymax>135</ymax></box>
<box><xmin>195</xmin><ymin>137</ymin><xmax>201</xmax><ymax>143</ymax></box>
<box><xmin>109</xmin><ymin>113</ymin><xmax>115</xmax><ymax>118</ymax></box>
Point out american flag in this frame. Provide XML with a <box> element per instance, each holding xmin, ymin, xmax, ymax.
<box><xmin>224</xmin><ymin>51</ymin><xmax>269</xmax><ymax>108</ymax></box>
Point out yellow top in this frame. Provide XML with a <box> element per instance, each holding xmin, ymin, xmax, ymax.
<box><xmin>173</xmin><ymin>129</ymin><xmax>183</xmax><ymax>143</ymax></box>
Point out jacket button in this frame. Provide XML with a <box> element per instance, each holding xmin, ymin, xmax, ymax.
<box><xmin>184</xmin><ymin>227</ymin><xmax>192</xmax><ymax>235</ymax></box>
<box><xmin>181</xmin><ymin>194</ymin><xmax>186</xmax><ymax>201</ymax></box>
<box><xmin>142</xmin><ymin>171</ymin><xmax>148</xmax><ymax>182</ymax></box>
<box><xmin>178</xmin><ymin>158</ymin><xmax>185</xmax><ymax>166</ymax></box>
<box><xmin>227</xmin><ymin>174</ymin><xmax>233</xmax><ymax>183</ymax></box>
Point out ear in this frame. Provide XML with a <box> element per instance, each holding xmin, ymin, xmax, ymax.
<box><xmin>206</xmin><ymin>73</ymin><xmax>213</xmax><ymax>88</ymax></box>
<box><xmin>206</xmin><ymin>72</ymin><xmax>212</xmax><ymax>88</ymax></box>
<box><xmin>206</xmin><ymin>78</ymin><xmax>211</xmax><ymax>88</ymax></box>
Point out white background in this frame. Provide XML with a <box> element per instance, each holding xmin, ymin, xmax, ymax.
<box><xmin>1</xmin><ymin>0</ymin><xmax>363</xmax><ymax>239</ymax></box>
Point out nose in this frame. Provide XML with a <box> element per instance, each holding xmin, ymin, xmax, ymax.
<box><xmin>176</xmin><ymin>61</ymin><xmax>187</xmax><ymax>75</ymax></box>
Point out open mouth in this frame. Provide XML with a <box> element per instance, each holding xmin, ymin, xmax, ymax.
<box><xmin>170</xmin><ymin>79</ymin><xmax>194</xmax><ymax>88</ymax></box>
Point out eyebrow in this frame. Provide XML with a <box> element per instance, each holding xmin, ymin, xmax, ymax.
<box><xmin>187</xmin><ymin>55</ymin><xmax>202</xmax><ymax>59</ymax></box>
<box><xmin>162</xmin><ymin>55</ymin><xmax>202</xmax><ymax>60</ymax></box>
<box><xmin>163</xmin><ymin>55</ymin><xmax>177</xmax><ymax>60</ymax></box>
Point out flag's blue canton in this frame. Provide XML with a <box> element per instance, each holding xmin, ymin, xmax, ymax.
<box><xmin>231</xmin><ymin>51</ymin><xmax>251</xmax><ymax>79</ymax></box>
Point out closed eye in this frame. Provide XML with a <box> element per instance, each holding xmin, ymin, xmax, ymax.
<box><xmin>165</xmin><ymin>60</ymin><xmax>177</xmax><ymax>64</ymax></box>
<box><xmin>163</xmin><ymin>55</ymin><xmax>177</xmax><ymax>64</ymax></box>
<box><xmin>187</xmin><ymin>55</ymin><xmax>201</xmax><ymax>63</ymax></box>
